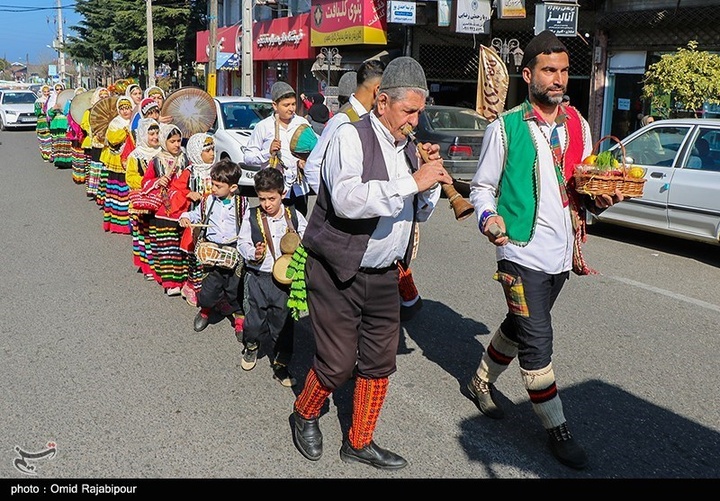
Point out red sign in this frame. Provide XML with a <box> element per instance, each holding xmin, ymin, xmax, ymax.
<box><xmin>310</xmin><ymin>0</ymin><xmax>387</xmax><ymax>46</ymax></box>
<box><xmin>253</xmin><ymin>13</ymin><xmax>314</xmax><ymax>61</ymax></box>
<box><xmin>196</xmin><ymin>24</ymin><xmax>241</xmax><ymax>63</ymax></box>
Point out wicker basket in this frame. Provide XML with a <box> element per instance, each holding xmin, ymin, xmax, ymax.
<box><xmin>573</xmin><ymin>135</ymin><xmax>646</xmax><ymax>198</ymax></box>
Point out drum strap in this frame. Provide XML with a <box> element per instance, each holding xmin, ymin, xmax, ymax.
<box><xmin>196</xmin><ymin>196</ymin><xmax>217</xmax><ymax>243</ymax></box>
<box><xmin>260</xmin><ymin>207</ymin><xmax>295</xmax><ymax>261</ymax></box>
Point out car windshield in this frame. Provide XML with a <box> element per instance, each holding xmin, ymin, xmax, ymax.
<box><xmin>220</xmin><ymin>101</ymin><xmax>273</xmax><ymax>129</ymax></box>
<box><xmin>2</xmin><ymin>92</ymin><xmax>36</xmax><ymax>105</ymax></box>
<box><xmin>423</xmin><ymin>107</ymin><xmax>489</xmax><ymax>130</ymax></box>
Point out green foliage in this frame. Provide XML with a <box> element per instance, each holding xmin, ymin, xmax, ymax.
<box><xmin>642</xmin><ymin>41</ymin><xmax>720</xmax><ymax>119</ymax></box>
<box><xmin>64</xmin><ymin>0</ymin><xmax>208</xmax><ymax>85</ymax></box>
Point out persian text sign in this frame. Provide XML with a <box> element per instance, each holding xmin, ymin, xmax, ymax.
<box><xmin>254</xmin><ymin>13</ymin><xmax>313</xmax><ymax>60</ymax></box>
<box><xmin>311</xmin><ymin>0</ymin><xmax>387</xmax><ymax>46</ymax></box>
<box><xmin>498</xmin><ymin>0</ymin><xmax>526</xmax><ymax>19</ymax></box>
<box><xmin>388</xmin><ymin>1</ymin><xmax>416</xmax><ymax>24</ymax></box>
<box><xmin>452</xmin><ymin>0</ymin><xmax>491</xmax><ymax>35</ymax></box>
<box><xmin>534</xmin><ymin>2</ymin><xmax>579</xmax><ymax>37</ymax></box>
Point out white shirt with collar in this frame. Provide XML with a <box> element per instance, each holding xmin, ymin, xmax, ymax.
<box><xmin>243</xmin><ymin>113</ymin><xmax>312</xmax><ymax>197</ymax></box>
<box><xmin>322</xmin><ymin>112</ymin><xmax>442</xmax><ymax>269</ymax></box>
<box><xmin>304</xmin><ymin>94</ymin><xmax>367</xmax><ymax>194</ymax></box>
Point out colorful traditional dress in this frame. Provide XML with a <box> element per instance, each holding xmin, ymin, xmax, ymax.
<box><xmin>84</xmin><ymin>87</ymin><xmax>109</xmax><ymax>199</ymax></box>
<box><xmin>34</xmin><ymin>85</ymin><xmax>52</xmax><ymax>161</ymax></box>
<box><xmin>141</xmin><ymin>124</ymin><xmax>191</xmax><ymax>294</ymax></box>
<box><xmin>66</xmin><ymin>89</ymin><xmax>88</xmax><ymax>184</ymax></box>
<box><xmin>46</xmin><ymin>85</ymin><xmax>73</xmax><ymax>169</ymax></box>
<box><xmin>126</xmin><ymin>118</ymin><xmax>161</xmax><ymax>278</ymax></box>
<box><xmin>180</xmin><ymin>133</ymin><xmax>216</xmax><ymax>305</ymax></box>
<box><xmin>99</xmin><ymin>96</ymin><xmax>134</xmax><ymax>234</ymax></box>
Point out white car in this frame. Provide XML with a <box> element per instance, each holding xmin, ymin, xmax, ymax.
<box><xmin>0</xmin><ymin>89</ymin><xmax>38</xmax><ymax>130</ymax></box>
<box><xmin>210</xmin><ymin>96</ymin><xmax>274</xmax><ymax>187</ymax></box>
<box><xmin>588</xmin><ymin>118</ymin><xmax>720</xmax><ymax>246</ymax></box>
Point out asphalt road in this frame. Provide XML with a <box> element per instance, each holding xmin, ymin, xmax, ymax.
<box><xmin>1</xmin><ymin>129</ymin><xmax>718</xmax><ymax>490</ymax></box>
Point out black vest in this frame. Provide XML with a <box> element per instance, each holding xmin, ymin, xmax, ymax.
<box><xmin>302</xmin><ymin>113</ymin><xmax>419</xmax><ymax>283</ymax></box>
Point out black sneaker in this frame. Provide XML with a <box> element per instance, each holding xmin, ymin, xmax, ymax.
<box><xmin>547</xmin><ymin>422</ymin><xmax>588</xmax><ymax>470</ymax></box>
<box><xmin>272</xmin><ymin>364</ymin><xmax>297</xmax><ymax>387</ymax></box>
<box><xmin>241</xmin><ymin>346</ymin><xmax>258</xmax><ymax>371</ymax></box>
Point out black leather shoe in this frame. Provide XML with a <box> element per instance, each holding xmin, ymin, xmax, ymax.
<box><xmin>339</xmin><ymin>440</ymin><xmax>408</xmax><ymax>470</ymax></box>
<box><xmin>400</xmin><ymin>296</ymin><xmax>423</xmax><ymax>322</ymax></box>
<box><xmin>193</xmin><ymin>312</ymin><xmax>209</xmax><ymax>332</ymax></box>
<box><xmin>547</xmin><ymin>423</ymin><xmax>588</xmax><ymax>470</ymax></box>
<box><xmin>292</xmin><ymin>411</ymin><xmax>322</xmax><ymax>461</ymax></box>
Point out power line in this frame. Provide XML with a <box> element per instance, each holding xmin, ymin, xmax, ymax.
<box><xmin>0</xmin><ymin>2</ymin><xmax>75</xmax><ymax>13</ymax></box>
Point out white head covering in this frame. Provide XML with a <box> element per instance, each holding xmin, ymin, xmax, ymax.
<box><xmin>107</xmin><ymin>96</ymin><xmax>133</xmax><ymax>131</ymax></box>
<box><xmin>45</xmin><ymin>82</ymin><xmax>65</xmax><ymax>111</ymax></box>
<box><xmin>125</xmin><ymin>83</ymin><xmax>142</xmax><ymax>99</ymax></box>
<box><xmin>90</xmin><ymin>87</ymin><xmax>109</xmax><ymax>106</ymax></box>
<box><xmin>130</xmin><ymin>118</ymin><xmax>161</xmax><ymax>162</ymax></box>
<box><xmin>186</xmin><ymin>133</ymin><xmax>214</xmax><ymax>166</ymax></box>
<box><xmin>144</xmin><ymin>86</ymin><xmax>166</xmax><ymax>100</ymax></box>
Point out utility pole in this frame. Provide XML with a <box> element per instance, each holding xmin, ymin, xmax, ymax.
<box><xmin>207</xmin><ymin>0</ymin><xmax>218</xmax><ymax>97</ymax></box>
<box><xmin>146</xmin><ymin>0</ymin><xmax>156</xmax><ymax>88</ymax></box>
<box><xmin>56</xmin><ymin>0</ymin><xmax>66</xmax><ymax>86</ymax></box>
<box><xmin>241</xmin><ymin>0</ymin><xmax>253</xmax><ymax>96</ymax></box>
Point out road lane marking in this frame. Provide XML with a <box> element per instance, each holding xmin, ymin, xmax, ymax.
<box><xmin>609</xmin><ymin>276</ymin><xmax>720</xmax><ymax>313</ymax></box>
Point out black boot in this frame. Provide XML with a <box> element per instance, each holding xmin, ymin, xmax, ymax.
<box><xmin>339</xmin><ymin>440</ymin><xmax>407</xmax><ymax>470</ymax></box>
<box><xmin>547</xmin><ymin>422</ymin><xmax>588</xmax><ymax>470</ymax></box>
<box><xmin>292</xmin><ymin>411</ymin><xmax>322</xmax><ymax>461</ymax></box>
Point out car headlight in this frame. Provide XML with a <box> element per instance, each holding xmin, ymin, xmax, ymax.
<box><xmin>5</xmin><ymin>110</ymin><xmax>17</xmax><ymax>116</ymax></box>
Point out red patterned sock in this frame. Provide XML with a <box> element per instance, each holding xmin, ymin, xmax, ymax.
<box><xmin>348</xmin><ymin>376</ymin><xmax>389</xmax><ymax>449</ymax></box>
<box><xmin>199</xmin><ymin>307</ymin><xmax>211</xmax><ymax>319</ymax></box>
<box><xmin>294</xmin><ymin>368</ymin><xmax>332</xmax><ymax>420</ymax></box>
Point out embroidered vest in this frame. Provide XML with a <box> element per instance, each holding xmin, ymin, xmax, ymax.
<box><xmin>302</xmin><ymin>114</ymin><xmax>419</xmax><ymax>283</ymax></box>
<box><xmin>497</xmin><ymin>103</ymin><xmax>585</xmax><ymax>244</ymax></box>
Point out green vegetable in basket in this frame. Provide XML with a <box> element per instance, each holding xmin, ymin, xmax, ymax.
<box><xmin>594</xmin><ymin>151</ymin><xmax>615</xmax><ymax>170</ymax></box>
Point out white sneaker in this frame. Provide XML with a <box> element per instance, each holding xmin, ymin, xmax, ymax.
<box><xmin>166</xmin><ymin>287</ymin><xmax>182</xmax><ymax>297</ymax></box>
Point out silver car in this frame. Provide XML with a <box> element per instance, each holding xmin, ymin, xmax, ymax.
<box><xmin>0</xmin><ymin>89</ymin><xmax>38</xmax><ymax>130</ymax></box>
<box><xmin>210</xmin><ymin>96</ymin><xmax>274</xmax><ymax>187</ymax></box>
<box><xmin>588</xmin><ymin>118</ymin><xmax>720</xmax><ymax>246</ymax></box>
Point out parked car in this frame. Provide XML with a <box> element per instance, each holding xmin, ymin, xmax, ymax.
<box><xmin>587</xmin><ymin>118</ymin><xmax>720</xmax><ymax>246</ymax></box>
<box><xmin>209</xmin><ymin>96</ymin><xmax>274</xmax><ymax>187</ymax></box>
<box><xmin>0</xmin><ymin>89</ymin><xmax>38</xmax><ymax>130</ymax></box>
<box><xmin>413</xmin><ymin>105</ymin><xmax>490</xmax><ymax>187</ymax></box>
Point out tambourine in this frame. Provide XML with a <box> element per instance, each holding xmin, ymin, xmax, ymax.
<box><xmin>272</xmin><ymin>254</ymin><xmax>293</xmax><ymax>285</ymax></box>
<box><xmin>279</xmin><ymin>231</ymin><xmax>301</xmax><ymax>255</ymax></box>
<box><xmin>195</xmin><ymin>241</ymin><xmax>240</xmax><ymax>269</ymax></box>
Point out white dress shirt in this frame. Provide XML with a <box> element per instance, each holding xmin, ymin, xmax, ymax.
<box><xmin>322</xmin><ymin>112</ymin><xmax>442</xmax><ymax>269</ymax></box>
<box><xmin>243</xmin><ymin>113</ymin><xmax>312</xmax><ymax>197</ymax></box>
<box><xmin>304</xmin><ymin>94</ymin><xmax>367</xmax><ymax>194</ymax></box>
<box><xmin>470</xmin><ymin>114</ymin><xmax>592</xmax><ymax>274</ymax></box>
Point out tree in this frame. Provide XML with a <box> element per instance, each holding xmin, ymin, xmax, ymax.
<box><xmin>642</xmin><ymin>41</ymin><xmax>720</xmax><ymax>118</ymax></box>
<box><xmin>64</xmin><ymin>0</ymin><xmax>207</xmax><ymax>88</ymax></box>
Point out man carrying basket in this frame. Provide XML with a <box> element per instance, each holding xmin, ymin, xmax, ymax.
<box><xmin>466</xmin><ymin>30</ymin><xmax>625</xmax><ymax>470</ymax></box>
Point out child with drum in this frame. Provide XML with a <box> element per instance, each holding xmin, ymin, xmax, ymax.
<box><xmin>178</xmin><ymin>159</ymin><xmax>248</xmax><ymax>340</ymax></box>
<box><xmin>236</xmin><ymin>167</ymin><xmax>307</xmax><ymax>387</ymax></box>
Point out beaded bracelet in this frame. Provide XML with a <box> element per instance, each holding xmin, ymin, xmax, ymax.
<box><xmin>479</xmin><ymin>209</ymin><xmax>497</xmax><ymax>230</ymax></box>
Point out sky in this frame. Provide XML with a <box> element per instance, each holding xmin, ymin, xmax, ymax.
<box><xmin>0</xmin><ymin>1</ymin><xmax>82</xmax><ymax>66</ymax></box>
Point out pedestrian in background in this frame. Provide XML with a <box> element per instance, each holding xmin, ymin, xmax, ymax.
<box><xmin>466</xmin><ymin>30</ymin><xmax>624</xmax><ymax>470</ymax></box>
<box><xmin>290</xmin><ymin>57</ymin><xmax>451</xmax><ymax>470</ymax></box>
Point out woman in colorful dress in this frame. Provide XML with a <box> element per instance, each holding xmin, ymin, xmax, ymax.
<box><xmin>66</xmin><ymin>87</ymin><xmax>88</xmax><ymax>184</ymax></box>
<box><xmin>34</xmin><ymin>85</ymin><xmax>52</xmax><ymax>162</ymax></box>
<box><xmin>126</xmin><ymin>118</ymin><xmax>161</xmax><ymax>280</ymax></box>
<box><xmin>99</xmin><ymin>96</ymin><xmax>134</xmax><ymax>234</ymax></box>
<box><xmin>141</xmin><ymin>124</ymin><xmax>192</xmax><ymax>296</ymax></box>
<box><xmin>179</xmin><ymin>132</ymin><xmax>216</xmax><ymax>306</ymax></box>
<box><xmin>83</xmin><ymin>87</ymin><xmax>110</xmax><ymax>200</ymax></box>
<box><xmin>46</xmin><ymin>83</ymin><xmax>73</xmax><ymax>169</ymax></box>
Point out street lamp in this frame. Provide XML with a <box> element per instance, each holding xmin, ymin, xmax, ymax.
<box><xmin>316</xmin><ymin>47</ymin><xmax>342</xmax><ymax>87</ymax></box>
<box><xmin>491</xmin><ymin>38</ymin><xmax>524</xmax><ymax>72</ymax></box>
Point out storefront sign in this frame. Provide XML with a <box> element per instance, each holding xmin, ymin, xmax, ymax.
<box><xmin>388</xmin><ymin>1</ymin><xmax>416</xmax><ymax>24</ymax></box>
<box><xmin>437</xmin><ymin>0</ymin><xmax>451</xmax><ymax>27</ymax></box>
<box><xmin>452</xmin><ymin>0</ymin><xmax>491</xmax><ymax>35</ymax></box>
<box><xmin>195</xmin><ymin>24</ymin><xmax>241</xmax><ymax>63</ymax></box>
<box><xmin>534</xmin><ymin>2</ymin><xmax>579</xmax><ymax>37</ymax></box>
<box><xmin>254</xmin><ymin>13</ymin><xmax>314</xmax><ymax>60</ymax></box>
<box><xmin>498</xmin><ymin>0</ymin><xmax>526</xmax><ymax>19</ymax></box>
<box><xmin>311</xmin><ymin>0</ymin><xmax>387</xmax><ymax>46</ymax></box>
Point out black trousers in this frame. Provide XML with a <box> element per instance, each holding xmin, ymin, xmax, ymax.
<box><xmin>306</xmin><ymin>253</ymin><xmax>401</xmax><ymax>390</ymax></box>
<box><xmin>196</xmin><ymin>266</ymin><xmax>243</xmax><ymax>314</ymax></box>
<box><xmin>243</xmin><ymin>269</ymin><xmax>294</xmax><ymax>365</ymax></box>
<box><xmin>496</xmin><ymin>259</ymin><xmax>569</xmax><ymax>371</ymax></box>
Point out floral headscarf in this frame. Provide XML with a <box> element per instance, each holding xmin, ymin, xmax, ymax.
<box><xmin>156</xmin><ymin>123</ymin><xmax>187</xmax><ymax>174</ymax></box>
<box><xmin>186</xmin><ymin>132</ymin><xmax>214</xmax><ymax>167</ymax></box>
<box><xmin>130</xmin><ymin>118</ymin><xmax>161</xmax><ymax>162</ymax></box>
